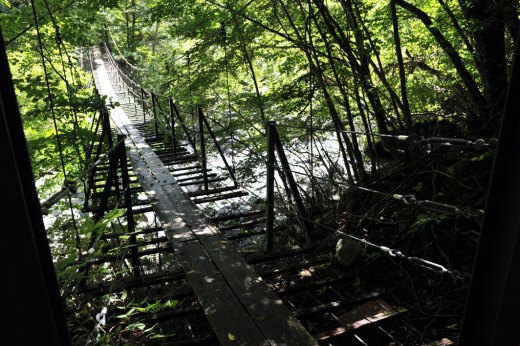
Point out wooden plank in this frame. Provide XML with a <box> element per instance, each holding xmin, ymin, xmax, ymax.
<box><xmin>161</xmin><ymin>155</ymin><xmax>199</xmax><ymax>165</ymax></box>
<box><xmin>91</xmin><ymin>186</ymin><xmax>142</xmax><ymax>198</ymax></box>
<box><xmin>157</xmin><ymin>152</ymin><xmax>192</xmax><ymax>161</ymax></box>
<box><xmin>200</xmin><ymin>235</ymin><xmax>318</xmax><ymax>345</ymax></box>
<box><xmin>88</xmin><ymin>244</ymin><xmax>173</xmax><ymax>265</ymax></box>
<box><xmin>101</xmin><ymin>226</ymin><xmax>163</xmax><ymax>239</ymax></box>
<box><xmin>170</xmin><ymin>164</ymin><xmax>203</xmax><ymax>172</ymax></box>
<box><xmin>115</xmin><ymin>130</ymin><xmax>216</xmax><ymax>242</ymax></box>
<box><xmin>295</xmin><ymin>293</ymin><xmax>381</xmax><ymax>318</ymax></box>
<box><xmin>187</xmin><ymin>186</ymin><xmax>239</xmax><ymax>197</ymax></box>
<box><xmin>210</xmin><ymin>209</ymin><xmax>265</xmax><ymax>222</ymax></box>
<box><xmin>176</xmin><ymin>173</ymin><xmax>217</xmax><ymax>181</ymax></box>
<box><xmin>160</xmin><ymin>183</ymin><xmax>218</xmax><ymax>238</ymax></box>
<box><xmin>155</xmin><ymin>148</ymin><xmax>188</xmax><ymax>155</ymax></box>
<box><xmin>156</xmin><ymin>149</ymin><xmax>189</xmax><ymax>156</ymax></box>
<box><xmin>338</xmin><ymin>299</ymin><xmax>407</xmax><ymax>331</ymax></box>
<box><xmin>425</xmin><ymin>338</ymin><xmax>454</xmax><ymax>346</ymax></box>
<box><xmin>126</xmin><ymin>206</ymin><xmax>154</xmax><ymax>215</ymax></box>
<box><xmin>172</xmin><ymin>170</ymin><xmax>206</xmax><ymax>177</ymax></box>
<box><xmin>226</xmin><ymin>227</ymin><xmax>281</xmax><ymax>241</ymax></box>
<box><xmin>247</xmin><ymin>246</ymin><xmax>313</xmax><ymax>265</ymax></box>
<box><xmin>144</xmin><ymin>136</ymin><xmax>163</xmax><ymax>143</ymax></box>
<box><xmin>125</xmin><ymin>146</ymin><xmax>196</xmax><ymax>242</ymax></box>
<box><xmin>276</xmin><ymin>274</ymin><xmax>352</xmax><ymax>296</ymax></box>
<box><xmin>218</xmin><ymin>218</ymin><xmax>265</xmax><ymax>232</ymax></box>
<box><xmin>176</xmin><ymin>240</ymin><xmax>269</xmax><ymax>346</ymax></box>
<box><xmin>124</xmin><ymin>122</ymin><xmax>315</xmax><ymax>343</ymax></box>
<box><xmin>192</xmin><ymin>191</ymin><xmax>248</xmax><ymax>204</ymax></box>
<box><xmin>75</xmin><ymin>269</ymin><xmax>186</xmax><ymax>296</ymax></box>
<box><xmin>84</xmin><ymin>204</ymin><xmax>152</xmax><ymax>215</ymax></box>
<box><xmin>179</xmin><ymin>177</ymin><xmax>227</xmax><ymax>187</ymax></box>
<box><xmin>314</xmin><ymin>327</ymin><xmax>348</xmax><ymax>341</ymax></box>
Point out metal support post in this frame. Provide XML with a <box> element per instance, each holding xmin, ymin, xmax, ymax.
<box><xmin>151</xmin><ymin>91</ymin><xmax>159</xmax><ymax>139</ymax></box>
<box><xmin>200</xmin><ymin>108</ymin><xmax>237</xmax><ymax>187</ymax></box>
<box><xmin>272</xmin><ymin>125</ymin><xmax>314</xmax><ymax>242</ymax></box>
<box><xmin>94</xmin><ymin>147</ymin><xmax>119</xmax><ymax>222</ymax></box>
<box><xmin>84</xmin><ymin>109</ymin><xmax>111</xmax><ymax>210</ymax></box>
<box><xmin>117</xmin><ymin>135</ymin><xmax>140</xmax><ymax>277</ymax></box>
<box><xmin>198</xmin><ymin>105</ymin><xmax>209</xmax><ymax>190</ymax></box>
<box><xmin>266</xmin><ymin>121</ymin><xmax>276</xmax><ymax>251</ymax></box>
<box><xmin>85</xmin><ymin>109</ymin><xmax>102</xmax><ymax>162</ymax></box>
<box><xmin>102</xmin><ymin>111</ymin><xmax>119</xmax><ymax>198</ymax></box>
<box><xmin>171</xmin><ymin>101</ymin><xmax>195</xmax><ymax>151</ymax></box>
<box><xmin>140</xmin><ymin>87</ymin><xmax>146</xmax><ymax>125</ymax></box>
<box><xmin>169</xmin><ymin>97</ymin><xmax>178</xmax><ymax>157</ymax></box>
<box><xmin>80</xmin><ymin>144</ymin><xmax>118</xmax><ymax>288</ymax></box>
<box><xmin>264</xmin><ymin>121</ymin><xmax>314</xmax><ymax>247</ymax></box>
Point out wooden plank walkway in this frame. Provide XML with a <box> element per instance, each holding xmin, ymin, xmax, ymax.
<box><xmin>91</xmin><ymin>47</ymin><xmax>317</xmax><ymax>346</ymax></box>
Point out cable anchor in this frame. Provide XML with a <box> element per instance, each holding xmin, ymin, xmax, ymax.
<box><xmin>409</xmin><ymin>257</ymin><xmax>450</xmax><ymax>274</ymax></box>
<box><xmin>400</xmin><ymin>194</ymin><xmax>417</xmax><ymax>206</ymax></box>
<box><xmin>417</xmin><ymin>200</ymin><xmax>460</xmax><ymax>215</ymax></box>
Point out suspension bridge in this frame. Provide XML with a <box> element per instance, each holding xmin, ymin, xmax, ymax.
<box><xmin>91</xmin><ymin>44</ymin><xmax>320</xmax><ymax>345</ymax></box>
<box><xmin>76</xmin><ymin>44</ymin><xmax>421</xmax><ymax>345</ymax></box>
<box><xmin>2</xmin><ymin>17</ymin><xmax>520</xmax><ymax>344</ymax></box>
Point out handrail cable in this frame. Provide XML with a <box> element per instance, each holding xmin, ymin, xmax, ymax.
<box><xmin>221</xmin><ymin>22</ymin><xmax>236</xmax><ymax>174</ymax></box>
<box><xmin>106</xmin><ymin>25</ymin><xmax>148</xmax><ymax>71</ymax></box>
<box><xmin>233</xmin><ymin>183</ymin><xmax>451</xmax><ymax>275</ymax></box>
<box><xmin>263</xmin><ymin>161</ymin><xmax>482</xmax><ymax>219</ymax></box>
<box><xmin>275</xmin><ymin>123</ymin><xmax>497</xmax><ymax>149</ymax></box>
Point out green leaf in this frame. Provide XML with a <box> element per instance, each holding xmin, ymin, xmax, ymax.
<box><xmin>116</xmin><ymin>307</ymin><xmax>136</xmax><ymax>319</ymax></box>
<box><xmin>412</xmin><ymin>182</ymin><xmax>424</xmax><ymax>192</ymax></box>
<box><xmin>150</xmin><ymin>332</ymin><xmax>176</xmax><ymax>339</ymax></box>
<box><xmin>228</xmin><ymin>332</ymin><xmax>236</xmax><ymax>341</ymax></box>
<box><xmin>164</xmin><ymin>299</ymin><xmax>179</xmax><ymax>308</ymax></box>
<box><xmin>128</xmin><ymin>322</ymin><xmax>146</xmax><ymax>331</ymax></box>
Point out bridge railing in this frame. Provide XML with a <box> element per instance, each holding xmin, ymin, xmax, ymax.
<box><xmin>103</xmin><ymin>43</ymin><xmax>238</xmax><ymax>189</ymax></box>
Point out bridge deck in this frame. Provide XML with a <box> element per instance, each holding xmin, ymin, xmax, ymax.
<box><xmin>92</xmin><ymin>48</ymin><xmax>317</xmax><ymax>345</ymax></box>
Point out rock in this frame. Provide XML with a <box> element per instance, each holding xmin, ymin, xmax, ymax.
<box><xmin>335</xmin><ymin>238</ymin><xmax>362</xmax><ymax>267</ymax></box>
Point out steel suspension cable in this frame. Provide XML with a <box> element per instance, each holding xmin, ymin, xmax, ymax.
<box><xmin>31</xmin><ymin>0</ymin><xmax>84</xmax><ymax>260</ymax></box>
<box><xmin>275</xmin><ymin>123</ymin><xmax>497</xmax><ymax>149</ymax></box>
<box><xmin>307</xmin><ymin>0</ymin><xmax>316</xmax><ymax>203</ymax></box>
<box><xmin>221</xmin><ymin>22</ymin><xmax>236</xmax><ymax>174</ymax></box>
<box><xmin>186</xmin><ymin>51</ymin><xmax>196</xmax><ymax>143</ymax></box>
<box><xmin>32</xmin><ymin>0</ymin><xmax>67</xmax><ymax>177</ymax></box>
<box><xmin>337</xmin><ymin>226</ymin><xmax>450</xmax><ymax>274</ymax></box>
<box><xmin>106</xmin><ymin>25</ymin><xmax>147</xmax><ymax>72</ymax></box>
<box><xmin>233</xmin><ymin>183</ymin><xmax>451</xmax><ymax>275</ymax></box>
<box><xmin>264</xmin><ymin>160</ymin><xmax>482</xmax><ymax>219</ymax></box>
<box><xmin>42</xmin><ymin>0</ymin><xmax>84</xmax><ymax>167</ymax></box>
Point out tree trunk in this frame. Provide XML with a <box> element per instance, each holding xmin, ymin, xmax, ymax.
<box><xmin>396</xmin><ymin>0</ymin><xmax>489</xmax><ymax>122</ymax></box>
<box><xmin>458</xmin><ymin>0</ymin><xmax>507</xmax><ymax>127</ymax></box>
<box><xmin>390</xmin><ymin>0</ymin><xmax>413</xmax><ymax>129</ymax></box>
